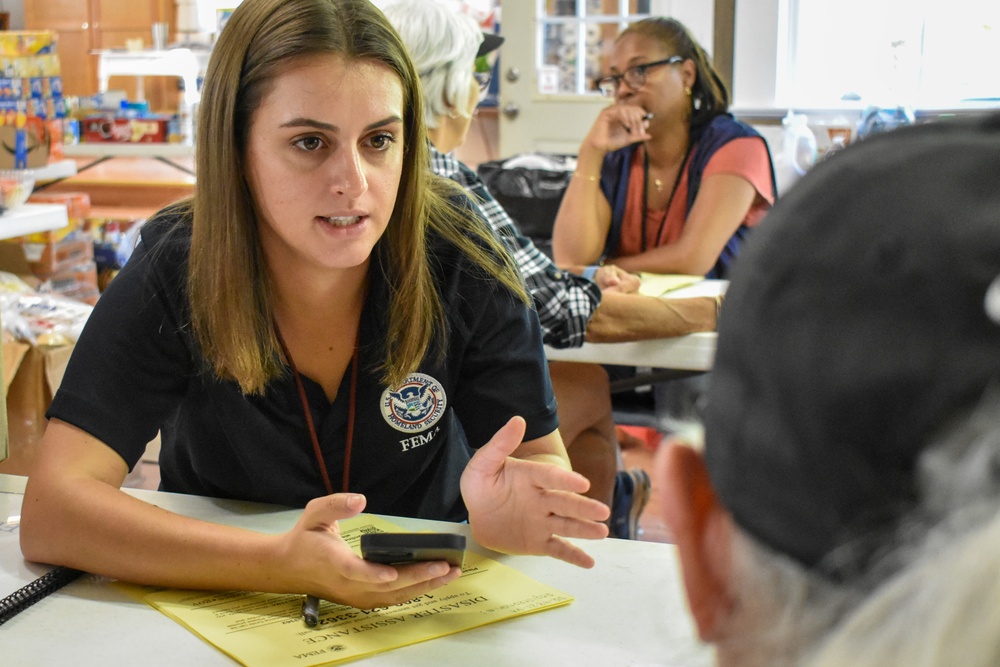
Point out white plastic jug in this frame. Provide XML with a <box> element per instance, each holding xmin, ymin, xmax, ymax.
<box><xmin>783</xmin><ymin>112</ymin><xmax>817</xmax><ymax>176</ymax></box>
<box><xmin>775</xmin><ymin>111</ymin><xmax>817</xmax><ymax>195</ymax></box>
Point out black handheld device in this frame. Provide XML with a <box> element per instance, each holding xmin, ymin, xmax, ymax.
<box><xmin>360</xmin><ymin>532</ymin><xmax>466</xmax><ymax>568</ymax></box>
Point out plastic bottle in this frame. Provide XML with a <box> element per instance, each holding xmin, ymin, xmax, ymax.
<box><xmin>783</xmin><ymin>112</ymin><xmax>817</xmax><ymax>176</ymax></box>
<box><xmin>176</xmin><ymin>100</ymin><xmax>194</xmax><ymax>145</ymax></box>
<box><xmin>775</xmin><ymin>111</ymin><xmax>817</xmax><ymax>195</ymax></box>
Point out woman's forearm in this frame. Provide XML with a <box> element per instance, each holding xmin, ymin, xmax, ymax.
<box><xmin>584</xmin><ymin>293</ymin><xmax>718</xmax><ymax>342</ymax></box>
<box><xmin>552</xmin><ymin>147</ymin><xmax>610</xmax><ymax>266</ymax></box>
<box><xmin>19</xmin><ymin>421</ymin><xmax>296</xmax><ymax>594</ymax></box>
<box><xmin>612</xmin><ymin>240</ymin><xmax>717</xmax><ymax>276</ymax></box>
<box><xmin>23</xmin><ymin>454</ymin><xmax>463</xmax><ymax>610</ymax></box>
<box><xmin>21</xmin><ymin>471</ymin><xmax>289</xmax><ymax>593</ymax></box>
<box><xmin>511</xmin><ymin>431</ymin><xmax>573</xmax><ymax>472</ymax></box>
<box><xmin>613</xmin><ymin>173</ymin><xmax>761</xmax><ymax>275</ymax></box>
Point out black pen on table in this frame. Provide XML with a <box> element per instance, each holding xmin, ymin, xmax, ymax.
<box><xmin>302</xmin><ymin>594</ymin><xmax>319</xmax><ymax>627</ymax></box>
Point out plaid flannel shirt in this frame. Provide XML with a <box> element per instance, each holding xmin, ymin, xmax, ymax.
<box><xmin>430</xmin><ymin>145</ymin><xmax>601</xmax><ymax>348</ymax></box>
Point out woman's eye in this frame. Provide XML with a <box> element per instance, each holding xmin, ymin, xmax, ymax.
<box><xmin>368</xmin><ymin>133</ymin><xmax>396</xmax><ymax>151</ymax></box>
<box><xmin>294</xmin><ymin>136</ymin><xmax>324</xmax><ymax>151</ymax></box>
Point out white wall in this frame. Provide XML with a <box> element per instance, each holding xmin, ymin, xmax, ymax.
<box><xmin>732</xmin><ymin>0</ymin><xmax>780</xmax><ymax>109</ymax></box>
<box><xmin>4</xmin><ymin>0</ymin><xmax>25</xmax><ymax>29</ymax></box>
<box><xmin>650</xmin><ymin>0</ymin><xmax>714</xmax><ymax>55</ymax></box>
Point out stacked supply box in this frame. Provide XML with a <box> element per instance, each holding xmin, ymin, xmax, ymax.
<box><xmin>14</xmin><ymin>191</ymin><xmax>100</xmax><ymax>305</ymax></box>
<box><xmin>0</xmin><ymin>31</ymin><xmax>66</xmax><ymax>168</ymax></box>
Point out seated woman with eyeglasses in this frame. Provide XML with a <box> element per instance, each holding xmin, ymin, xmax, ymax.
<box><xmin>552</xmin><ymin>18</ymin><xmax>776</xmax><ymax>279</ymax></box>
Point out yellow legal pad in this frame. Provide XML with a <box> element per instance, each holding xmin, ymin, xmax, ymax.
<box><xmin>637</xmin><ymin>273</ymin><xmax>703</xmax><ymax>297</ymax></box>
<box><xmin>115</xmin><ymin>515</ymin><xmax>572</xmax><ymax>666</ymax></box>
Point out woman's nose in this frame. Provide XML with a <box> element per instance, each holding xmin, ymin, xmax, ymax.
<box><xmin>331</xmin><ymin>146</ymin><xmax>368</xmax><ymax>198</ymax></box>
<box><xmin>616</xmin><ymin>80</ymin><xmax>637</xmax><ymax>102</ymax></box>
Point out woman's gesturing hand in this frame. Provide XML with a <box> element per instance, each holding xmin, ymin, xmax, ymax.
<box><xmin>460</xmin><ymin>417</ymin><xmax>611</xmax><ymax>569</ymax></box>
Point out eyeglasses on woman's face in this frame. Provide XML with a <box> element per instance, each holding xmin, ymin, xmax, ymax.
<box><xmin>597</xmin><ymin>55</ymin><xmax>684</xmax><ymax>98</ymax></box>
<box><xmin>473</xmin><ymin>70</ymin><xmax>492</xmax><ymax>93</ymax></box>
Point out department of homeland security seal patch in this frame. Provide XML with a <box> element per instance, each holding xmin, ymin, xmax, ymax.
<box><xmin>380</xmin><ymin>373</ymin><xmax>447</xmax><ymax>432</ymax></box>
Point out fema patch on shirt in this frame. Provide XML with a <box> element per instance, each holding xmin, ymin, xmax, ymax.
<box><xmin>380</xmin><ymin>373</ymin><xmax>447</xmax><ymax>433</ymax></box>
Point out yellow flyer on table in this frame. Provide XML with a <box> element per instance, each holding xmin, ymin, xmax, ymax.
<box><xmin>637</xmin><ymin>273</ymin><xmax>703</xmax><ymax>297</ymax></box>
<box><xmin>115</xmin><ymin>516</ymin><xmax>572</xmax><ymax>667</ymax></box>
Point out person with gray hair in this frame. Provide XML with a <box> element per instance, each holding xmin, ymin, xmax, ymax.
<box><xmin>655</xmin><ymin>112</ymin><xmax>1000</xmax><ymax>666</ymax></box>
<box><xmin>20</xmin><ymin>0</ymin><xmax>612</xmax><ymax>614</ymax></box>
<box><xmin>382</xmin><ymin>0</ymin><xmax>720</xmax><ymax>540</ymax></box>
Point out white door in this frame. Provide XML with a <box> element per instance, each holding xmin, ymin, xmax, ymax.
<box><xmin>496</xmin><ymin>0</ymin><xmax>714</xmax><ymax>159</ymax></box>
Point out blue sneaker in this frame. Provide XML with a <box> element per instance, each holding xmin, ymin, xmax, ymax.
<box><xmin>609</xmin><ymin>468</ymin><xmax>651</xmax><ymax>540</ymax></box>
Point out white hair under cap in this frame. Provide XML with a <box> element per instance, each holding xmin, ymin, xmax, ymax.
<box><xmin>382</xmin><ymin>0</ymin><xmax>484</xmax><ymax>129</ymax></box>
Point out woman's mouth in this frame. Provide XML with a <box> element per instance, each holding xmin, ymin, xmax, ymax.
<box><xmin>319</xmin><ymin>215</ymin><xmax>362</xmax><ymax>227</ymax></box>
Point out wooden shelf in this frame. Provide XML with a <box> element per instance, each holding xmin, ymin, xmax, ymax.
<box><xmin>89</xmin><ymin>205</ymin><xmax>160</xmax><ymax>221</ymax></box>
<box><xmin>63</xmin><ymin>143</ymin><xmax>195</xmax><ymax>158</ymax></box>
<box><xmin>39</xmin><ymin>154</ymin><xmax>195</xmax><ymax>214</ymax></box>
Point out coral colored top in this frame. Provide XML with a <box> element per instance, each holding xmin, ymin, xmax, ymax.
<box><xmin>617</xmin><ymin>138</ymin><xmax>775</xmax><ymax>257</ymax></box>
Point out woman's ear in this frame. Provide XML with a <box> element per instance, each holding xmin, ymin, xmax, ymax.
<box><xmin>680</xmin><ymin>58</ymin><xmax>698</xmax><ymax>91</ymax></box>
<box><xmin>655</xmin><ymin>441</ymin><xmax>734</xmax><ymax>641</ymax></box>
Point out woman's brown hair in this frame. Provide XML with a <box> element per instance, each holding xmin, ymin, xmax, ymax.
<box><xmin>188</xmin><ymin>0</ymin><xmax>526</xmax><ymax>395</ymax></box>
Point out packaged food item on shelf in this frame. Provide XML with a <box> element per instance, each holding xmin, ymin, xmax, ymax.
<box><xmin>0</xmin><ymin>31</ymin><xmax>57</xmax><ymax>58</ymax></box>
<box><xmin>0</xmin><ymin>32</ymin><xmax>65</xmax><ymax>169</ymax></box>
<box><xmin>62</xmin><ymin>116</ymin><xmax>79</xmax><ymax>145</ymax></box>
<box><xmin>24</xmin><ymin>191</ymin><xmax>91</xmax><ymax>243</ymax></box>
<box><xmin>2</xmin><ymin>290</ymin><xmax>93</xmax><ymax>346</ymax></box>
<box><xmin>19</xmin><ymin>237</ymin><xmax>95</xmax><ymax>278</ymax></box>
<box><xmin>25</xmin><ymin>190</ymin><xmax>90</xmax><ymax>220</ymax></box>
<box><xmin>37</xmin><ymin>261</ymin><xmax>100</xmax><ymax>306</ymax></box>
<box><xmin>81</xmin><ymin>113</ymin><xmax>172</xmax><ymax>143</ymax></box>
<box><xmin>0</xmin><ymin>167</ymin><xmax>35</xmax><ymax>212</ymax></box>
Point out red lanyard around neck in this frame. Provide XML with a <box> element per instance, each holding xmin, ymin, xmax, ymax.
<box><xmin>275</xmin><ymin>328</ymin><xmax>358</xmax><ymax>495</ymax></box>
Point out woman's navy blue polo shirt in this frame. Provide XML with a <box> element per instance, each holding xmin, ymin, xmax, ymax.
<box><xmin>48</xmin><ymin>212</ymin><xmax>558</xmax><ymax>522</ymax></box>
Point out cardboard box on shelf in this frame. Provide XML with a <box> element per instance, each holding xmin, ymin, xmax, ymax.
<box><xmin>0</xmin><ymin>243</ymin><xmax>99</xmax><ymax>308</ymax></box>
<box><xmin>24</xmin><ymin>191</ymin><xmax>90</xmax><ymax>244</ymax></box>
<box><xmin>0</xmin><ymin>119</ymin><xmax>50</xmax><ymax>169</ymax></box>
<box><xmin>26</xmin><ymin>191</ymin><xmax>91</xmax><ymax>222</ymax></box>
<box><xmin>0</xmin><ymin>340</ymin><xmax>73</xmax><ymax>475</ymax></box>
<box><xmin>82</xmin><ymin>114</ymin><xmax>171</xmax><ymax>143</ymax></box>
<box><xmin>0</xmin><ymin>328</ymin><xmax>7</xmax><ymax>464</ymax></box>
<box><xmin>42</xmin><ymin>260</ymin><xmax>100</xmax><ymax>305</ymax></box>
<box><xmin>0</xmin><ymin>242</ymin><xmax>39</xmax><ymax>290</ymax></box>
<box><xmin>0</xmin><ymin>220</ymin><xmax>90</xmax><ymax>472</ymax></box>
<box><xmin>0</xmin><ymin>258</ymin><xmax>89</xmax><ymax>473</ymax></box>
<box><xmin>19</xmin><ymin>236</ymin><xmax>94</xmax><ymax>278</ymax></box>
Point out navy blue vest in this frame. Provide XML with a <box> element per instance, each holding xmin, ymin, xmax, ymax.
<box><xmin>599</xmin><ymin>113</ymin><xmax>776</xmax><ymax>279</ymax></box>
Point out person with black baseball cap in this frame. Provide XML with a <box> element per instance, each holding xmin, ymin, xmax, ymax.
<box><xmin>655</xmin><ymin>112</ymin><xmax>1000</xmax><ymax>666</ymax></box>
